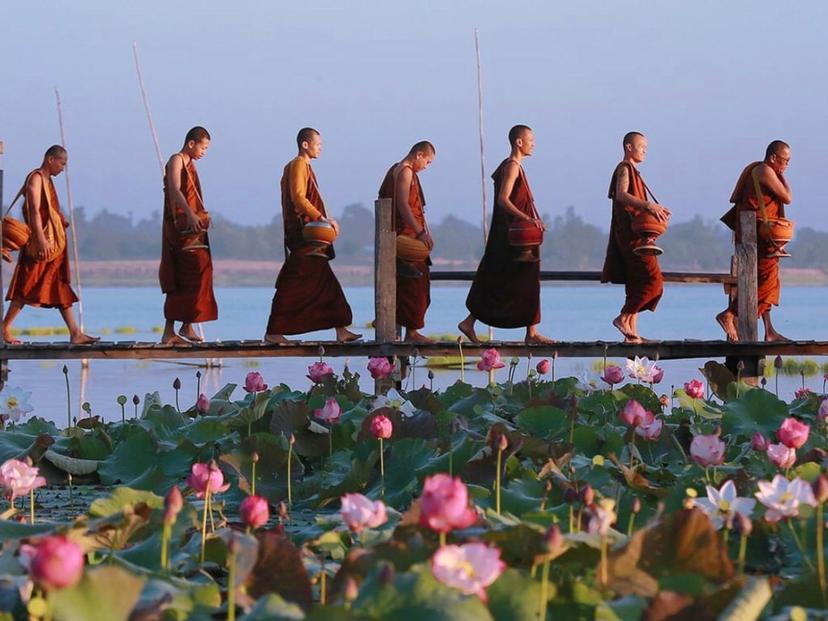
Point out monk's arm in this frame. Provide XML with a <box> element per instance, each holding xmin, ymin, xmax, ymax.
<box><xmin>498</xmin><ymin>162</ymin><xmax>535</xmax><ymax>222</ymax></box>
<box><xmin>166</xmin><ymin>155</ymin><xmax>204</xmax><ymax>230</ymax></box>
<box><xmin>395</xmin><ymin>166</ymin><xmax>432</xmax><ymax>249</ymax></box>
<box><xmin>26</xmin><ymin>173</ymin><xmax>51</xmax><ymax>255</ymax></box>
<box><xmin>289</xmin><ymin>160</ymin><xmax>323</xmax><ymax>221</ymax></box>
<box><xmin>615</xmin><ymin>165</ymin><xmax>670</xmax><ymax>221</ymax></box>
<box><xmin>758</xmin><ymin>165</ymin><xmax>792</xmax><ymax>204</ymax></box>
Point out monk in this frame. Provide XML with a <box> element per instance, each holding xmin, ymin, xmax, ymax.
<box><xmin>264</xmin><ymin>128</ymin><xmax>361</xmax><ymax>343</ymax></box>
<box><xmin>459</xmin><ymin>125</ymin><xmax>553</xmax><ymax>344</ymax></box>
<box><xmin>159</xmin><ymin>126</ymin><xmax>218</xmax><ymax>345</ymax></box>
<box><xmin>601</xmin><ymin>131</ymin><xmax>670</xmax><ymax>343</ymax></box>
<box><xmin>378</xmin><ymin>141</ymin><xmax>435</xmax><ymax>343</ymax></box>
<box><xmin>3</xmin><ymin>145</ymin><xmax>98</xmax><ymax>344</ymax></box>
<box><xmin>716</xmin><ymin>140</ymin><xmax>792</xmax><ymax>342</ymax></box>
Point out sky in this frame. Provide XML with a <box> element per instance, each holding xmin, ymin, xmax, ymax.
<box><xmin>2</xmin><ymin>1</ymin><xmax>827</xmax><ymax>231</ymax></box>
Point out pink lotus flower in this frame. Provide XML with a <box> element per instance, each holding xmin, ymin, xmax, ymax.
<box><xmin>370</xmin><ymin>414</ymin><xmax>393</xmax><ymax>439</ymax></box>
<box><xmin>635</xmin><ymin>418</ymin><xmax>663</xmax><ymax>441</ymax></box>
<box><xmin>244</xmin><ymin>371</ymin><xmax>268</xmax><ymax>393</ymax></box>
<box><xmin>307</xmin><ymin>361</ymin><xmax>334</xmax><ymax>384</ymax></box>
<box><xmin>340</xmin><ymin>493</ymin><xmax>388</xmax><ymax>533</ymax></box>
<box><xmin>477</xmin><ymin>348</ymin><xmax>505</xmax><ymax>372</ymax></box>
<box><xmin>186</xmin><ymin>460</ymin><xmax>230</xmax><ymax>499</ymax></box>
<box><xmin>751</xmin><ymin>433</ymin><xmax>770</xmax><ymax>452</ymax></box>
<box><xmin>240</xmin><ymin>495</ymin><xmax>270</xmax><ymax>529</ymax></box>
<box><xmin>163</xmin><ymin>485</ymin><xmax>184</xmax><ymax>524</ymax></box>
<box><xmin>431</xmin><ymin>543</ymin><xmax>505</xmax><ymax>602</ymax></box>
<box><xmin>695</xmin><ymin>480</ymin><xmax>756</xmax><ymax>530</ymax></box>
<box><xmin>755</xmin><ymin>475</ymin><xmax>817</xmax><ymax>522</ymax></box>
<box><xmin>420</xmin><ymin>474</ymin><xmax>478</xmax><ymax>533</ymax></box>
<box><xmin>536</xmin><ymin>359</ymin><xmax>550</xmax><ymax>375</ymax></box>
<box><xmin>27</xmin><ymin>536</ymin><xmax>84</xmax><ymax>590</ymax></box>
<box><xmin>690</xmin><ymin>431</ymin><xmax>726</xmax><ymax>467</ymax></box>
<box><xmin>601</xmin><ymin>365</ymin><xmax>625</xmax><ymax>386</ymax></box>
<box><xmin>586</xmin><ymin>499</ymin><xmax>618</xmax><ymax>536</ymax></box>
<box><xmin>196</xmin><ymin>393</ymin><xmax>210</xmax><ymax>415</ymax></box>
<box><xmin>651</xmin><ymin>365</ymin><xmax>665</xmax><ymax>384</ymax></box>
<box><xmin>367</xmin><ymin>357</ymin><xmax>394</xmax><ymax>380</ymax></box>
<box><xmin>767</xmin><ymin>443</ymin><xmax>797</xmax><ymax>469</ymax></box>
<box><xmin>794</xmin><ymin>387</ymin><xmax>814</xmax><ymax>400</ymax></box>
<box><xmin>619</xmin><ymin>400</ymin><xmax>654</xmax><ymax>428</ymax></box>
<box><xmin>776</xmin><ymin>417</ymin><xmax>810</xmax><ymax>449</ymax></box>
<box><xmin>314</xmin><ymin>398</ymin><xmax>342</xmax><ymax>424</ymax></box>
<box><xmin>684</xmin><ymin>380</ymin><xmax>705</xmax><ymax>399</ymax></box>
<box><xmin>0</xmin><ymin>459</ymin><xmax>46</xmax><ymax>502</ymax></box>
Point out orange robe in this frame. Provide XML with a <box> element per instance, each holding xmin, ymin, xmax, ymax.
<box><xmin>465</xmin><ymin>158</ymin><xmax>540</xmax><ymax>328</ymax></box>
<box><xmin>378</xmin><ymin>163</ymin><xmax>430</xmax><ymax>330</ymax></box>
<box><xmin>266</xmin><ymin>157</ymin><xmax>353</xmax><ymax>335</ymax></box>
<box><xmin>6</xmin><ymin>170</ymin><xmax>78</xmax><ymax>309</ymax></box>
<box><xmin>159</xmin><ymin>157</ymin><xmax>218</xmax><ymax>323</ymax></box>
<box><xmin>722</xmin><ymin>162</ymin><xmax>784</xmax><ymax>316</ymax></box>
<box><xmin>601</xmin><ymin>161</ymin><xmax>663</xmax><ymax>313</ymax></box>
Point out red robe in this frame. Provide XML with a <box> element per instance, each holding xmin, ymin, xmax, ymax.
<box><xmin>601</xmin><ymin>161</ymin><xmax>663</xmax><ymax>313</ymax></box>
<box><xmin>378</xmin><ymin>163</ymin><xmax>430</xmax><ymax>330</ymax></box>
<box><xmin>6</xmin><ymin>170</ymin><xmax>78</xmax><ymax>309</ymax></box>
<box><xmin>265</xmin><ymin>158</ymin><xmax>353</xmax><ymax>335</ymax></box>
<box><xmin>722</xmin><ymin>162</ymin><xmax>784</xmax><ymax>316</ymax></box>
<box><xmin>465</xmin><ymin>158</ymin><xmax>540</xmax><ymax>328</ymax></box>
<box><xmin>159</xmin><ymin>157</ymin><xmax>218</xmax><ymax>323</ymax></box>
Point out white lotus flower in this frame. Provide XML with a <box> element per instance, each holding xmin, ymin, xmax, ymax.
<box><xmin>0</xmin><ymin>387</ymin><xmax>33</xmax><ymax>422</ymax></box>
<box><xmin>625</xmin><ymin>356</ymin><xmax>658</xmax><ymax>383</ymax></box>
<box><xmin>695</xmin><ymin>480</ymin><xmax>756</xmax><ymax>530</ymax></box>
<box><xmin>755</xmin><ymin>475</ymin><xmax>817</xmax><ymax>522</ymax></box>
<box><xmin>372</xmin><ymin>389</ymin><xmax>416</xmax><ymax>418</ymax></box>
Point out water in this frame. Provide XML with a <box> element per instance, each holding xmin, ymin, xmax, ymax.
<box><xmin>4</xmin><ymin>284</ymin><xmax>824</xmax><ymax>424</ymax></box>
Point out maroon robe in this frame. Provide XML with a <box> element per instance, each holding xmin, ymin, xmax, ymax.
<box><xmin>465</xmin><ymin>158</ymin><xmax>541</xmax><ymax>328</ymax></box>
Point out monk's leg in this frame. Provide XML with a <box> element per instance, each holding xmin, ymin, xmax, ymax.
<box><xmin>179</xmin><ymin>323</ymin><xmax>204</xmax><ymax>342</ymax></box>
<box><xmin>60</xmin><ymin>307</ymin><xmax>100</xmax><ymax>344</ymax></box>
<box><xmin>525</xmin><ymin>324</ymin><xmax>556</xmax><ymax>345</ymax></box>
<box><xmin>715</xmin><ymin>310</ymin><xmax>739</xmax><ymax>341</ymax></box>
<box><xmin>3</xmin><ymin>301</ymin><xmax>24</xmax><ymax>344</ymax></box>
<box><xmin>335</xmin><ymin>326</ymin><xmax>362</xmax><ymax>343</ymax></box>
<box><xmin>612</xmin><ymin>313</ymin><xmax>638</xmax><ymax>342</ymax></box>
<box><xmin>457</xmin><ymin>314</ymin><xmax>479</xmax><ymax>343</ymax></box>
<box><xmin>762</xmin><ymin>311</ymin><xmax>790</xmax><ymax>342</ymax></box>
<box><xmin>162</xmin><ymin>320</ymin><xmax>191</xmax><ymax>345</ymax></box>
<box><xmin>404</xmin><ymin>328</ymin><xmax>434</xmax><ymax>344</ymax></box>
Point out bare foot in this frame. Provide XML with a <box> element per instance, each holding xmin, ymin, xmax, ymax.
<box><xmin>612</xmin><ymin>316</ymin><xmax>635</xmax><ymax>340</ymax></box>
<box><xmin>179</xmin><ymin>328</ymin><xmax>204</xmax><ymax>342</ymax></box>
<box><xmin>263</xmin><ymin>334</ymin><xmax>289</xmax><ymax>344</ymax></box>
<box><xmin>71</xmin><ymin>333</ymin><xmax>101</xmax><ymax>345</ymax></box>
<box><xmin>405</xmin><ymin>331</ymin><xmax>435</xmax><ymax>344</ymax></box>
<box><xmin>765</xmin><ymin>331</ymin><xmax>791</xmax><ymax>343</ymax></box>
<box><xmin>624</xmin><ymin>335</ymin><xmax>643</xmax><ymax>344</ymax></box>
<box><xmin>161</xmin><ymin>333</ymin><xmax>192</xmax><ymax>345</ymax></box>
<box><xmin>3</xmin><ymin>332</ymin><xmax>22</xmax><ymax>345</ymax></box>
<box><xmin>525</xmin><ymin>333</ymin><xmax>557</xmax><ymax>345</ymax></box>
<box><xmin>336</xmin><ymin>329</ymin><xmax>363</xmax><ymax>343</ymax></box>
<box><xmin>457</xmin><ymin>319</ymin><xmax>479</xmax><ymax>343</ymax></box>
<box><xmin>715</xmin><ymin>311</ymin><xmax>738</xmax><ymax>342</ymax></box>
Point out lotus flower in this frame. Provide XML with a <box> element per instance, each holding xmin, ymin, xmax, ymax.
<box><xmin>307</xmin><ymin>361</ymin><xmax>334</xmax><ymax>384</ymax></box>
<box><xmin>635</xmin><ymin>418</ymin><xmax>663</xmax><ymax>441</ymax></box>
<box><xmin>163</xmin><ymin>485</ymin><xmax>184</xmax><ymax>524</ymax></box>
<box><xmin>818</xmin><ymin>399</ymin><xmax>828</xmax><ymax>425</ymax></box>
<box><xmin>751</xmin><ymin>433</ymin><xmax>769</xmax><ymax>452</ymax></box>
<box><xmin>431</xmin><ymin>543</ymin><xmax>505</xmax><ymax>601</ymax></box>
<box><xmin>314</xmin><ymin>398</ymin><xmax>342</xmax><ymax>424</ymax></box>
<box><xmin>626</xmin><ymin>356</ymin><xmax>659</xmax><ymax>383</ymax></box>
<box><xmin>186</xmin><ymin>460</ymin><xmax>230</xmax><ymax>499</ymax></box>
<box><xmin>794</xmin><ymin>387</ymin><xmax>814</xmax><ymax>400</ymax></box>
<box><xmin>776</xmin><ymin>417</ymin><xmax>810</xmax><ymax>449</ymax></box>
<box><xmin>695</xmin><ymin>480</ymin><xmax>756</xmax><ymax>530</ymax></box>
<box><xmin>619</xmin><ymin>400</ymin><xmax>653</xmax><ymax>428</ymax></box>
<box><xmin>601</xmin><ymin>364</ymin><xmax>625</xmax><ymax>386</ymax></box>
<box><xmin>340</xmin><ymin>493</ymin><xmax>388</xmax><ymax>533</ymax></box>
<box><xmin>586</xmin><ymin>499</ymin><xmax>618</xmax><ymax>536</ymax></box>
<box><xmin>24</xmin><ymin>536</ymin><xmax>84</xmax><ymax>590</ymax></box>
<box><xmin>240</xmin><ymin>495</ymin><xmax>270</xmax><ymax>529</ymax></box>
<box><xmin>684</xmin><ymin>380</ymin><xmax>705</xmax><ymax>399</ymax></box>
<box><xmin>755</xmin><ymin>475</ymin><xmax>817</xmax><ymax>522</ymax></box>
<box><xmin>477</xmin><ymin>348</ymin><xmax>505</xmax><ymax>372</ymax></box>
<box><xmin>651</xmin><ymin>365</ymin><xmax>665</xmax><ymax>384</ymax></box>
<box><xmin>690</xmin><ymin>431</ymin><xmax>725</xmax><ymax>467</ymax></box>
<box><xmin>243</xmin><ymin>371</ymin><xmax>268</xmax><ymax>393</ymax></box>
<box><xmin>372</xmin><ymin>389</ymin><xmax>416</xmax><ymax>418</ymax></box>
<box><xmin>195</xmin><ymin>393</ymin><xmax>210</xmax><ymax>415</ymax></box>
<box><xmin>370</xmin><ymin>414</ymin><xmax>393</xmax><ymax>439</ymax></box>
<box><xmin>766</xmin><ymin>443</ymin><xmax>797</xmax><ymax>469</ymax></box>
<box><xmin>0</xmin><ymin>387</ymin><xmax>33</xmax><ymax>422</ymax></box>
<box><xmin>367</xmin><ymin>357</ymin><xmax>394</xmax><ymax>380</ymax></box>
<box><xmin>0</xmin><ymin>459</ymin><xmax>46</xmax><ymax>502</ymax></box>
<box><xmin>420</xmin><ymin>474</ymin><xmax>477</xmax><ymax>533</ymax></box>
<box><xmin>536</xmin><ymin>359</ymin><xmax>550</xmax><ymax>375</ymax></box>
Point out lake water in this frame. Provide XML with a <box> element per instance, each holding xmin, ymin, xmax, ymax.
<box><xmin>4</xmin><ymin>284</ymin><xmax>825</xmax><ymax>425</ymax></box>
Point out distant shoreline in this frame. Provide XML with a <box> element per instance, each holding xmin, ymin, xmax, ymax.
<box><xmin>4</xmin><ymin>260</ymin><xmax>824</xmax><ymax>287</ymax></box>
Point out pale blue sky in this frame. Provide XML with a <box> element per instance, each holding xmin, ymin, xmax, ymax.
<box><xmin>2</xmin><ymin>0</ymin><xmax>826</xmax><ymax>229</ymax></box>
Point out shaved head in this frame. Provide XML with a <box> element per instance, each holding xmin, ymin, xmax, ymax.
<box><xmin>44</xmin><ymin>145</ymin><xmax>67</xmax><ymax>159</ymax></box>
<box><xmin>185</xmin><ymin>126</ymin><xmax>210</xmax><ymax>143</ymax></box>
<box><xmin>623</xmin><ymin>131</ymin><xmax>645</xmax><ymax>148</ymax></box>
<box><xmin>409</xmin><ymin>141</ymin><xmax>435</xmax><ymax>156</ymax></box>
<box><xmin>508</xmin><ymin>125</ymin><xmax>532</xmax><ymax>147</ymax></box>
<box><xmin>765</xmin><ymin>140</ymin><xmax>790</xmax><ymax>161</ymax></box>
<box><xmin>297</xmin><ymin>127</ymin><xmax>320</xmax><ymax>148</ymax></box>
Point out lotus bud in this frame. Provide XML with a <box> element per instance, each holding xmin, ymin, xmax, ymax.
<box><xmin>62</xmin><ymin>365</ymin><xmax>68</xmax><ymax>375</ymax></box>
<box><xmin>132</xmin><ymin>395</ymin><xmax>140</xmax><ymax>405</ymax></box>
<box><xmin>251</xmin><ymin>451</ymin><xmax>260</xmax><ymax>463</ymax></box>
<box><xmin>631</xmin><ymin>497</ymin><xmax>642</xmax><ymax>514</ymax></box>
<box><xmin>813</xmin><ymin>474</ymin><xmax>828</xmax><ymax>504</ymax></box>
<box><xmin>196</xmin><ymin>370</ymin><xmax>202</xmax><ymax>379</ymax></box>
<box><xmin>173</xmin><ymin>377</ymin><xmax>181</xmax><ymax>390</ymax></box>
<box><xmin>428</xmin><ymin>370</ymin><xmax>435</xmax><ymax>380</ymax></box>
<box><xmin>378</xmin><ymin>562</ymin><xmax>395</xmax><ymax>585</ymax></box>
<box><xmin>544</xmin><ymin>524</ymin><xmax>565</xmax><ymax>555</ymax></box>
<box><xmin>81</xmin><ymin>402</ymin><xmax>91</xmax><ymax>414</ymax></box>
<box><xmin>733</xmin><ymin>512</ymin><xmax>753</xmax><ymax>537</ymax></box>
<box><xmin>163</xmin><ymin>486</ymin><xmax>184</xmax><ymax>525</ymax></box>
<box><xmin>774</xmin><ymin>355</ymin><xmax>783</xmax><ymax>369</ymax></box>
<box><xmin>761</xmin><ymin>377</ymin><xmax>767</xmax><ymax>388</ymax></box>
<box><xmin>497</xmin><ymin>434</ymin><xmax>508</xmax><ymax>452</ymax></box>
<box><xmin>289</xmin><ymin>433</ymin><xmax>296</xmax><ymax>446</ymax></box>
<box><xmin>278</xmin><ymin>501</ymin><xmax>289</xmax><ymax>520</ymax></box>
<box><xmin>737</xmin><ymin>360</ymin><xmax>745</xmax><ymax>371</ymax></box>
<box><xmin>344</xmin><ymin>577</ymin><xmax>359</xmax><ymax>602</ymax></box>
<box><xmin>580</xmin><ymin>485</ymin><xmax>594</xmax><ymax>506</ymax></box>
<box><xmin>544</xmin><ymin>480</ymin><xmax>553</xmax><ymax>494</ymax></box>
<box><xmin>563</xmin><ymin>488</ymin><xmax>578</xmax><ymax>504</ymax></box>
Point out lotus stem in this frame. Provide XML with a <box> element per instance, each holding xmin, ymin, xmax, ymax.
<box><xmin>439</xmin><ymin>531</ymin><xmax>447</xmax><ymax>547</ymax></box>
<box><xmin>495</xmin><ymin>445</ymin><xmax>503</xmax><ymax>515</ymax></box>
<box><xmin>196</xmin><ymin>370</ymin><xmax>201</xmax><ymax>402</ymax></box>
<box><xmin>457</xmin><ymin>338</ymin><xmax>465</xmax><ymax>383</ymax></box>
<box><xmin>627</xmin><ymin>512</ymin><xmax>636</xmax><ymax>536</ymax></box>
<box><xmin>63</xmin><ymin>365</ymin><xmax>71</xmax><ymax>430</ymax></box>
<box><xmin>286</xmin><ymin>444</ymin><xmax>292</xmax><ymax>508</ymax></box>
<box><xmin>722</xmin><ymin>527</ymin><xmax>730</xmax><ymax>550</ymax></box>
<box><xmin>569</xmin><ymin>505</ymin><xmax>575</xmax><ymax>534</ymax></box>
<box><xmin>200</xmin><ymin>490</ymin><xmax>210</xmax><ymax>565</ymax></box>
<box><xmin>320</xmin><ymin>566</ymin><xmax>327</xmax><ymax>605</ymax></box>
<box><xmin>379</xmin><ymin>437</ymin><xmax>385</xmax><ymax>495</ymax></box>
<box><xmin>227</xmin><ymin>539</ymin><xmax>237</xmax><ymax>621</ymax></box>
<box><xmin>737</xmin><ymin>533</ymin><xmax>748</xmax><ymax>575</ymax></box>
<box><xmin>251</xmin><ymin>459</ymin><xmax>257</xmax><ymax>498</ymax></box>
<box><xmin>29</xmin><ymin>488</ymin><xmax>35</xmax><ymax>524</ymax></box>
<box><xmin>68</xmin><ymin>473</ymin><xmax>73</xmax><ymax>510</ymax></box>
<box><xmin>786</xmin><ymin>519</ymin><xmax>815</xmax><ymax>573</ymax></box>
<box><xmin>448</xmin><ymin>447</ymin><xmax>453</xmax><ymax>477</ymax></box>
<box><xmin>207</xmin><ymin>492</ymin><xmax>215</xmax><ymax>532</ymax></box>
<box><xmin>328</xmin><ymin>429</ymin><xmax>333</xmax><ymax>457</ymax></box>
<box><xmin>120</xmin><ymin>403</ymin><xmax>125</xmax><ymax>423</ymax></box>
<box><xmin>818</xmin><ymin>503</ymin><xmax>826</xmax><ymax>597</ymax></box>
<box><xmin>538</xmin><ymin>559</ymin><xmax>550</xmax><ymax>620</ymax></box>
<box><xmin>161</xmin><ymin>522</ymin><xmax>171</xmax><ymax>570</ymax></box>
<box><xmin>600</xmin><ymin>535</ymin><xmax>608</xmax><ymax>585</ymax></box>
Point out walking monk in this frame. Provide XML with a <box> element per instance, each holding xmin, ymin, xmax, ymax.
<box><xmin>601</xmin><ymin>131</ymin><xmax>670</xmax><ymax>343</ymax></box>
<box><xmin>716</xmin><ymin>140</ymin><xmax>792</xmax><ymax>342</ymax></box>
<box><xmin>3</xmin><ymin>145</ymin><xmax>98</xmax><ymax>344</ymax></box>
<box><xmin>459</xmin><ymin>125</ymin><xmax>553</xmax><ymax>344</ymax></box>
<box><xmin>264</xmin><ymin>128</ymin><xmax>361</xmax><ymax>344</ymax></box>
<box><xmin>378</xmin><ymin>141</ymin><xmax>435</xmax><ymax>343</ymax></box>
<box><xmin>159</xmin><ymin>126</ymin><xmax>217</xmax><ymax>345</ymax></box>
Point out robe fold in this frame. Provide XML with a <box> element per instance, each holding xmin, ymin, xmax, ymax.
<box><xmin>601</xmin><ymin>161</ymin><xmax>663</xmax><ymax>314</ymax></box>
<box><xmin>465</xmin><ymin>158</ymin><xmax>540</xmax><ymax>328</ymax></box>
<box><xmin>159</xmin><ymin>157</ymin><xmax>218</xmax><ymax>323</ymax></box>
<box><xmin>265</xmin><ymin>157</ymin><xmax>353</xmax><ymax>335</ymax></box>
<box><xmin>378</xmin><ymin>163</ymin><xmax>430</xmax><ymax>330</ymax></box>
<box><xmin>6</xmin><ymin>170</ymin><xmax>78</xmax><ymax>309</ymax></box>
<box><xmin>722</xmin><ymin>162</ymin><xmax>785</xmax><ymax>317</ymax></box>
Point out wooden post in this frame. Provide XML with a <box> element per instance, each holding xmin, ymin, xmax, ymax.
<box><xmin>0</xmin><ymin>140</ymin><xmax>6</xmax><ymax>390</ymax></box>
<box><xmin>374</xmin><ymin>198</ymin><xmax>396</xmax><ymax>343</ymax></box>
<box><xmin>729</xmin><ymin>210</ymin><xmax>760</xmax><ymax>381</ymax></box>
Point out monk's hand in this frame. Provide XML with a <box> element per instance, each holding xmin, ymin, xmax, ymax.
<box><xmin>186</xmin><ymin>210</ymin><xmax>204</xmax><ymax>232</ymax></box>
<box><xmin>326</xmin><ymin>218</ymin><xmax>340</xmax><ymax>236</ymax></box>
<box><xmin>649</xmin><ymin>203</ymin><xmax>670</xmax><ymax>222</ymax></box>
<box><xmin>419</xmin><ymin>231</ymin><xmax>434</xmax><ymax>250</ymax></box>
<box><xmin>531</xmin><ymin>217</ymin><xmax>546</xmax><ymax>231</ymax></box>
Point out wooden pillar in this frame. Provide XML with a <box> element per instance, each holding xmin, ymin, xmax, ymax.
<box><xmin>374</xmin><ymin>198</ymin><xmax>396</xmax><ymax>343</ymax></box>
<box><xmin>728</xmin><ymin>210</ymin><xmax>760</xmax><ymax>381</ymax></box>
<box><xmin>0</xmin><ymin>140</ymin><xmax>6</xmax><ymax>390</ymax></box>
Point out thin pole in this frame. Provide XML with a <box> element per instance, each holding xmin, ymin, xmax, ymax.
<box><xmin>132</xmin><ymin>41</ymin><xmax>165</xmax><ymax>177</ymax></box>
<box><xmin>0</xmin><ymin>140</ymin><xmax>5</xmax><ymax>352</ymax></box>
